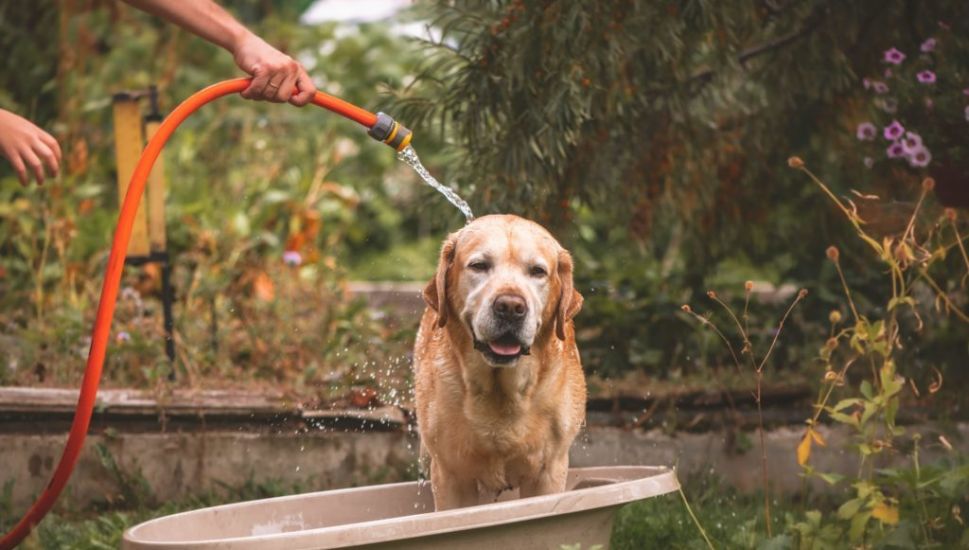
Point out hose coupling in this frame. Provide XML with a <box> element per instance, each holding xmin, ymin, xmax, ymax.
<box><xmin>367</xmin><ymin>112</ymin><xmax>413</xmax><ymax>151</ymax></box>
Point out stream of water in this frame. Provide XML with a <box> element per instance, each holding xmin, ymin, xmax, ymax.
<box><xmin>397</xmin><ymin>145</ymin><xmax>474</xmax><ymax>222</ymax></box>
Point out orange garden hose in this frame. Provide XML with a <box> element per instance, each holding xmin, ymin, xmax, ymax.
<box><xmin>0</xmin><ymin>77</ymin><xmax>411</xmax><ymax>549</ymax></box>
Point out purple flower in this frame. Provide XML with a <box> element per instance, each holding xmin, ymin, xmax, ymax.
<box><xmin>907</xmin><ymin>146</ymin><xmax>932</xmax><ymax>168</ymax></box>
<box><xmin>871</xmin><ymin>81</ymin><xmax>889</xmax><ymax>94</ymax></box>
<box><xmin>283</xmin><ymin>250</ymin><xmax>302</xmax><ymax>267</ymax></box>
<box><xmin>864</xmin><ymin>157</ymin><xmax>874</xmax><ymax>169</ymax></box>
<box><xmin>917</xmin><ymin>70</ymin><xmax>936</xmax><ymax>84</ymax></box>
<box><xmin>921</xmin><ymin>38</ymin><xmax>937</xmax><ymax>52</ymax></box>
<box><xmin>884</xmin><ymin>47</ymin><xmax>906</xmax><ymax>65</ymax></box>
<box><xmin>856</xmin><ymin>122</ymin><xmax>877</xmax><ymax>141</ymax></box>
<box><xmin>883</xmin><ymin>120</ymin><xmax>905</xmax><ymax>141</ymax></box>
<box><xmin>886</xmin><ymin>142</ymin><xmax>906</xmax><ymax>159</ymax></box>
<box><xmin>900</xmin><ymin>132</ymin><xmax>923</xmax><ymax>153</ymax></box>
<box><xmin>116</xmin><ymin>331</ymin><xmax>131</xmax><ymax>343</ymax></box>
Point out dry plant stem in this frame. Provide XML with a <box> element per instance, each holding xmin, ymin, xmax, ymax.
<box><xmin>710</xmin><ymin>295</ymin><xmax>756</xmax><ymax>368</ymax></box>
<box><xmin>743</xmin><ymin>288</ymin><xmax>752</xmax><ymax>336</ymax></box>
<box><xmin>678</xmin><ymin>484</ymin><xmax>716</xmax><ymax>550</ymax></box>
<box><xmin>918</xmin><ymin>270</ymin><xmax>969</xmax><ymax>323</ymax></box>
<box><xmin>797</xmin><ymin>166</ymin><xmax>855</xmax><ymax>224</ymax></box>
<box><xmin>754</xmin><ymin>292</ymin><xmax>803</xmax><ymax>538</ymax></box>
<box><xmin>755</xmin><ymin>369</ymin><xmax>772</xmax><ymax>538</ymax></box>
<box><xmin>756</xmin><ymin>292</ymin><xmax>805</xmax><ymax>371</ymax></box>
<box><xmin>950</xmin><ymin>221</ymin><xmax>969</xmax><ymax>287</ymax></box>
<box><xmin>685</xmin><ymin>310</ymin><xmax>745</xmax><ymax>374</ymax></box>
<box><xmin>901</xmin><ymin>186</ymin><xmax>930</xmax><ymax>244</ymax></box>
<box><xmin>832</xmin><ymin>260</ymin><xmax>860</xmax><ymax>322</ymax></box>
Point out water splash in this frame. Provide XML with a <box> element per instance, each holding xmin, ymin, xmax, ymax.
<box><xmin>397</xmin><ymin>145</ymin><xmax>474</xmax><ymax>222</ymax></box>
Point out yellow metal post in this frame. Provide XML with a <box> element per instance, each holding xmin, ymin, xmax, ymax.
<box><xmin>112</xmin><ymin>93</ymin><xmax>150</xmax><ymax>257</ymax></box>
<box><xmin>144</xmin><ymin>118</ymin><xmax>167</xmax><ymax>253</ymax></box>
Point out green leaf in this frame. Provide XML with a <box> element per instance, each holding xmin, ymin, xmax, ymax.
<box><xmin>837</xmin><ymin>497</ymin><xmax>864</xmax><ymax>520</ymax></box>
<box><xmin>849</xmin><ymin>511</ymin><xmax>872</xmax><ymax>542</ymax></box>
<box><xmin>817</xmin><ymin>472</ymin><xmax>845</xmax><ymax>485</ymax></box>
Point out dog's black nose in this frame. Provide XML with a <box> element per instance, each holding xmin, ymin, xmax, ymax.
<box><xmin>493</xmin><ymin>294</ymin><xmax>527</xmax><ymax>321</ymax></box>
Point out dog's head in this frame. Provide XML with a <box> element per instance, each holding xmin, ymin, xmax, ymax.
<box><xmin>423</xmin><ymin>215</ymin><xmax>583</xmax><ymax>367</ymax></box>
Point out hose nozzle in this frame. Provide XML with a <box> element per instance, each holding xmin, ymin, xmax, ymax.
<box><xmin>367</xmin><ymin>112</ymin><xmax>413</xmax><ymax>151</ymax></box>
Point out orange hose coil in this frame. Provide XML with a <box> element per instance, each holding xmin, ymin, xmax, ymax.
<box><xmin>0</xmin><ymin>78</ymin><xmax>381</xmax><ymax>549</ymax></box>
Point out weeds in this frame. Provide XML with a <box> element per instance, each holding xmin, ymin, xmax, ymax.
<box><xmin>678</xmin><ymin>157</ymin><xmax>969</xmax><ymax>547</ymax></box>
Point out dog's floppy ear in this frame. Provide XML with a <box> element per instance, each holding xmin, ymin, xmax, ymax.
<box><xmin>423</xmin><ymin>236</ymin><xmax>456</xmax><ymax>327</ymax></box>
<box><xmin>554</xmin><ymin>249</ymin><xmax>583</xmax><ymax>341</ymax></box>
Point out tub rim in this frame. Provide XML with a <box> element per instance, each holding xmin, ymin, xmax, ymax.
<box><xmin>123</xmin><ymin>465</ymin><xmax>679</xmax><ymax>549</ymax></box>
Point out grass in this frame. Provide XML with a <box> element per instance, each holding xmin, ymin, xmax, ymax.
<box><xmin>2</xmin><ymin>478</ymin><xmax>304</xmax><ymax>550</ymax></box>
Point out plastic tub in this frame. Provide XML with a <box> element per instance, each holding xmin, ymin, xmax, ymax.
<box><xmin>122</xmin><ymin>465</ymin><xmax>678</xmax><ymax>549</ymax></box>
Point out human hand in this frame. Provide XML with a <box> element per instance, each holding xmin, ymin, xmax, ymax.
<box><xmin>231</xmin><ymin>32</ymin><xmax>317</xmax><ymax>106</ymax></box>
<box><xmin>0</xmin><ymin>109</ymin><xmax>61</xmax><ymax>186</ymax></box>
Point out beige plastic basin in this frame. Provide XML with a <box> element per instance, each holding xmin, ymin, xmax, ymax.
<box><xmin>122</xmin><ymin>466</ymin><xmax>678</xmax><ymax>550</ymax></box>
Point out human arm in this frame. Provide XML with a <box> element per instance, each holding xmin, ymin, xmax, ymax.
<box><xmin>121</xmin><ymin>0</ymin><xmax>317</xmax><ymax>106</ymax></box>
<box><xmin>0</xmin><ymin>109</ymin><xmax>61</xmax><ymax>186</ymax></box>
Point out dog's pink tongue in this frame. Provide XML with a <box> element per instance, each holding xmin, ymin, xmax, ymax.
<box><xmin>488</xmin><ymin>341</ymin><xmax>521</xmax><ymax>356</ymax></box>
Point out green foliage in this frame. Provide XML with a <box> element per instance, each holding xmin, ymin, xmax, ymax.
<box><xmin>0</xmin><ymin>2</ymin><xmax>442</xmax><ymax>391</ymax></box>
<box><xmin>2</xmin><ymin>477</ymin><xmax>306</xmax><ymax>550</ymax></box>
<box><xmin>392</xmin><ymin>0</ymin><xmax>969</xmax><ymax>379</ymax></box>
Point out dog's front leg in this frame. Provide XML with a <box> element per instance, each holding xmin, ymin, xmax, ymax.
<box><xmin>431</xmin><ymin>460</ymin><xmax>478</xmax><ymax>510</ymax></box>
<box><xmin>519</xmin><ymin>455</ymin><xmax>569</xmax><ymax>498</ymax></box>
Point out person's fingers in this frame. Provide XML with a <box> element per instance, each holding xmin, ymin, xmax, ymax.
<box><xmin>274</xmin><ymin>71</ymin><xmax>298</xmax><ymax>103</ymax></box>
<box><xmin>289</xmin><ymin>71</ymin><xmax>317</xmax><ymax>107</ymax></box>
<box><xmin>38</xmin><ymin>131</ymin><xmax>62</xmax><ymax>165</ymax></box>
<box><xmin>3</xmin><ymin>146</ymin><xmax>29</xmax><ymax>186</ymax></box>
<box><xmin>242</xmin><ymin>65</ymin><xmax>271</xmax><ymax>100</ymax></box>
<box><xmin>21</xmin><ymin>147</ymin><xmax>45</xmax><ymax>185</ymax></box>
<box><xmin>31</xmin><ymin>139</ymin><xmax>59</xmax><ymax>178</ymax></box>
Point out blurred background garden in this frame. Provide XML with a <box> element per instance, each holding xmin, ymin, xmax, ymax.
<box><xmin>2</xmin><ymin>0</ymin><xmax>969</xmax><ymax>548</ymax></box>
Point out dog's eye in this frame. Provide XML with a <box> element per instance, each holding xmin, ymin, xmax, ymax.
<box><xmin>529</xmin><ymin>265</ymin><xmax>548</xmax><ymax>278</ymax></box>
<box><xmin>469</xmin><ymin>261</ymin><xmax>491</xmax><ymax>272</ymax></box>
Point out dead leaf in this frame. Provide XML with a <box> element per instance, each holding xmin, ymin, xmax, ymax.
<box><xmin>797</xmin><ymin>430</ymin><xmax>812</xmax><ymax>466</ymax></box>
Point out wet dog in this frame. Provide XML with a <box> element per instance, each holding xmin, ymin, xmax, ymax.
<box><xmin>413</xmin><ymin>214</ymin><xmax>585</xmax><ymax>510</ymax></box>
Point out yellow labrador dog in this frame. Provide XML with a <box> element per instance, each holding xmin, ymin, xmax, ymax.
<box><xmin>414</xmin><ymin>214</ymin><xmax>586</xmax><ymax>510</ymax></box>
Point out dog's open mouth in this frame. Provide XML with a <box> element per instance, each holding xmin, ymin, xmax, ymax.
<box><xmin>473</xmin><ymin>333</ymin><xmax>531</xmax><ymax>365</ymax></box>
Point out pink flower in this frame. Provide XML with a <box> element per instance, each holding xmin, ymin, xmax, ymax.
<box><xmin>863</xmin><ymin>78</ymin><xmax>871</xmax><ymax>89</ymax></box>
<box><xmin>871</xmin><ymin>81</ymin><xmax>889</xmax><ymax>94</ymax></box>
<box><xmin>856</xmin><ymin>122</ymin><xmax>877</xmax><ymax>141</ymax></box>
<box><xmin>116</xmin><ymin>331</ymin><xmax>131</xmax><ymax>343</ymax></box>
<box><xmin>886</xmin><ymin>142</ymin><xmax>906</xmax><ymax>159</ymax></box>
<box><xmin>883</xmin><ymin>120</ymin><xmax>905</xmax><ymax>141</ymax></box>
<box><xmin>920</xmin><ymin>38</ymin><xmax>937</xmax><ymax>52</ymax></box>
<box><xmin>917</xmin><ymin>70</ymin><xmax>936</xmax><ymax>84</ymax></box>
<box><xmin>884</xmin><ymin>47</ymin><xmax>906</xmax><ymax>65</ymax></box>
<box><xmin>963</xmin><ymin>88</ymin><xmax>969</xmax><ymax>96</ymax></box>
<box><xmin>900</xmin><ymin>132</ymin><xmax>922</xmax><ymax>153</ymax></box>
<box><xmin>906</xmin><ymin>146</ymin><xmax>932</xmax><ymax>168</ymax></box>
<box><xmin>283</xmin><ymin>250</ymin><xmax>302</xmax><ymax>267</ymax></box>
